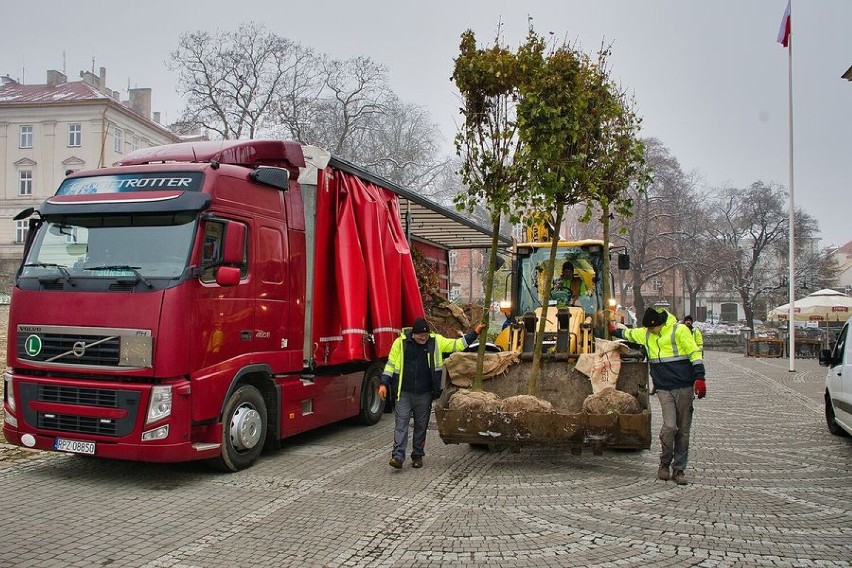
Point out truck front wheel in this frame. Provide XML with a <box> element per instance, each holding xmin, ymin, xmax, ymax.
<box><xmin>208</xmin><ymin>384</ymin><xmax>268</xmax><ymax>472</ymax></box>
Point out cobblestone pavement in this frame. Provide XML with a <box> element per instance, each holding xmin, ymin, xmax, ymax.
<box><xmin>1</xmin><ymin>348</ymin><xmax>850</xmax><ymax>567</ymax></box>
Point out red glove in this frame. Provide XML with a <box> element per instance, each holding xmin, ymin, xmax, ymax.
<box><xmin>608</xmin><ymin>321</ymin><xmax>618</xmax><ymax>334</ymax></box>
<box><xmin>474</xmin><ymin>323</ymin><xmax>486</xmax><ymax>335</ymax></box>
<box><xmin>378</xmin><ymin>385</ymin><xmax>388</xmax><ymax>401</ymax></box>
<box><xmin>693</xmin><ymin>378</ymin><xmax>706</xmax><ymax>399</ymax></box>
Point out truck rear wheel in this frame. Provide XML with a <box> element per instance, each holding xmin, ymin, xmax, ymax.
<box><xmin>208</xmin><ymin>384</ymin><xmax>268</xmax><ymax>472</ymax></box>
<box><xmin>356</xmin><ymin>363</ymin><xmax>385</xmax><ymax>425</ymax></box>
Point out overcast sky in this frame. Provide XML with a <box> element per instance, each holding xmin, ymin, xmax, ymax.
<box><xmin>2</xmin><ymin>0</ymin><xmax>849</xmax><ymax>247</ymax></box>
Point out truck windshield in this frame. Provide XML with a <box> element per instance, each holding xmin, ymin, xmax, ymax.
<box><xmin>516</xmin><ymin>246</ymin><xmax>603</xmax><ymax>316</ymax></box>
<box><xmin>21</xmin><ymin>213</ymin><xmax>196</xmax><ymax>281</ymax></box>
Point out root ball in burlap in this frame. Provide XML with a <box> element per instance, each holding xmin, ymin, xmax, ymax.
<box><xmin>582</xmin><ymin>387</ymin><xmax>641</xmax><ymax>415</ymax></box>
<box><xmin>500</xmin><ymin>394</ymin><xmax>553</xmax><ymax>413</ymax></box>
<box><xmin>448</xmin><ymin>390</ymin><xmax>501</xmax><ymax>412</ymax></box>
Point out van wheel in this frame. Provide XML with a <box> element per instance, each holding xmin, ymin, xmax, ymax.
<box><xmin>825</xmin><ymin>392</ymin><xmax>850</xmax><ymax>437</ymax></box>
<box><xmin>357</xmin><ymin>363</ymin><xmax>385</xmax><ymax>425</ymax></box>
<box><xmin>208</xmin><ymin>384</ymin><xmax>267</xmax><ymax>472</ymax></box>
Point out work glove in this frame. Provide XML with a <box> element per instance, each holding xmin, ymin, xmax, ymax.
<box><xmin>693</xmin><ymin>378</ymin><xmax>706</xmax><ymax>399</ymax></box>
<box><xmin>474</xmin><ymin>323</ymin><xmax>486</xmax><ymax>335</ymax></box>
<box><xmin>378</xmin><ymin>385</ymin><xmax>388</xmax><ymax>401</ymax></box>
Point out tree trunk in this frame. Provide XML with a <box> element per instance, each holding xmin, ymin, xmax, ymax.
<box><xmin>601</xmin><ymin>202</ymin><xmax>613</xmax><ymax>337</ymax></box>
<box><xmin>472</xmin><ymin>213</ymin><xmax>503</xmax><ymax>391</ymax></box>
<box><xmin>526</xmin><ymin>203</ymin><xmax>565</xmax><ymax>396</ymax></box>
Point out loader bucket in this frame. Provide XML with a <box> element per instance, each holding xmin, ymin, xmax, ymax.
<box><xmin>434</xmin><ymin>357</ymin><xmax>651</xmax><ymax>452</ymax></box>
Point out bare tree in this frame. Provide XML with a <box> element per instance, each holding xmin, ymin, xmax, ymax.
<box><xmin>348</xmin><ymin>96</ymin><xmax>449</xmax><ymax>189</ymax></box>
<box><xmin>707</xmin><ymin>181</ymin><xmax>791</xmax><ymax>329</ymax></box>
<box><xmin>169</xmin><ymin>23</ymin><xmax>296</xmax><ymax>139</ymax></box>
<box><xmin>170</xmin><ymin>24</ymin><xmax>448</xmax><ymax>194</ymax></box>
<box><xmin>613</xmin><ymin>138</ymin><xmax>690</xmax><ymax>315</ymax></box>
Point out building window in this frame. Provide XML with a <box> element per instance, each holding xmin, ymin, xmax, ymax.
<box><xmin>68</xmin><ymin>123</ymin><xmax>82</xmax><ymax>147</ymax></box>
<box><xmin>652</xmin><ymin>277</ymin><xmax>663</xmax><ymax>292</ymax></box>
<box><xmin>20</xmin><ymin>125</ymin><xmax>33</xmax><ymax>148</ymax></box>
<box><xmin>18</xmin><ymin>170</ymin><xmax>33</xmax><ymax>196</ymax></box>
<box><xmin>15</xmin><ymin>220</ymin><xmax>29</xmax><ymax>244</ymax></box>
<box><xmin>114</xmin><ymin>128</ymin><xmax>123</xmax><ymax>153</ymax></box>
<box><xmin>131</xmin><ymin>136</ymin><xmax>140</xmax><ymax>152</ymax></box>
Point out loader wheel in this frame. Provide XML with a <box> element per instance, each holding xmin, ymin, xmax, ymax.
<box><xmin>207</xmin><ymin>384</ymin><xmax>267</xmax><ymax>472</ymax></box>
<box><xmin>357</xmin><ymin>363</ymin><xmax>385</xmax><ymax>425</ymax></box>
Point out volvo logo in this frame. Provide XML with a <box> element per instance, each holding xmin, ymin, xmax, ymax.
<box><xmin>72</xmin><ymin>341</ymin><xmax>87</xmax><ymax>358</ymax></box>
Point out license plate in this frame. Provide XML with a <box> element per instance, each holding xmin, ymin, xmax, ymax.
<box><xmin>54</xmin><ymin>438</ymin><xmax>96</xmax><ymax>455</ymax></box>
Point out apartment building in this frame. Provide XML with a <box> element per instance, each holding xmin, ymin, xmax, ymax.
<box><xmin>0</xmin><ymin>67</ymin><xmax>180</xmax><ymax>271</ymax></box>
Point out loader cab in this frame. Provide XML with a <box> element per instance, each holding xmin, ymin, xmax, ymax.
<box><xmin>493</xmin><ymin>241</ymin><xmax>609</xmax><ymax>355</ymax></box>
<box><xmin>515</xmin><ymin>243</ymin><xmax>602</xmax><ymax>317</ymax></box>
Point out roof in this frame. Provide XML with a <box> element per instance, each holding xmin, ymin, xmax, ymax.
<box><xmin>0</xmin><ymin>81</ymin><xmax>107</xmax><ymax>104</ymax></box>
<box><xmin>329</xmin><ymin>155</ymin><xmax>512</xmax><ymax>250</ymax></box>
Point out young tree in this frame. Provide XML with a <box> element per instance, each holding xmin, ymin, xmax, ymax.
<box><xmin>452</xmin><ymin>29</ymin><xmax>529</xmax><ymax>390</ymax></box>
<box><xmin>513</xmin><ymin>36</ymin><xmax>614</xmax><ymax>394</ymax></box>
<box><xmin>580</xmin><ymin>81</ymin><xmax>647</xmax><ymax>336</ymax></box>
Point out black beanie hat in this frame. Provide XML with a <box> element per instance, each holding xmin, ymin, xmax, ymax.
<box><xmin>642</xmin><ymin>308</ymin><xmax>665</xmax><ymax>328</ymax></box>
<box><xmin>412</xmin><ymin>318</ymin><xmax>429</xmax><ymax>334</ymax></box>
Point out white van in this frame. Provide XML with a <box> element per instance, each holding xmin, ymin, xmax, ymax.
<box><xmin>819</xmin><ymin>316</ymin><xmax>852</xmax><ymax>437</ymax></box>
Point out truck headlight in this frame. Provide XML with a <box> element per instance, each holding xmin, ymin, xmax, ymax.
<box><xmin>142</xmin><ymin>425</ymin><xmax>169</xmax><ymax>441</ymax></box>
<box><xmin>146</xmin><ymin>385</ymin><xmax>172</xmax><ymax>424</ymax></box>
<box><xmin>4</xmin><ymin>371</ymin><xmax>15</xmax><ymax>414</ymax></box>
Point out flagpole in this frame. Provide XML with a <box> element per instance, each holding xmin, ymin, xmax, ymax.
<box><xmin>786</xmin><ymin>10</ymin><xmax>796</xmax><ymax>372</ymax></box>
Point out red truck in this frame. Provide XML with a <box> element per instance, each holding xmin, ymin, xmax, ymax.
<box><xmin>2</xmin><ymin>139</ymin><xmax>433</xmax><ymax>471</ymax></box>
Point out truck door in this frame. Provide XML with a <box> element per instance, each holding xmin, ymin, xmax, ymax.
<box><xmin>252</xmin><ymin>221</ymin><xmax>293</xmax><ymax>369</ymax></box>
<box><xmin>191</xmin><ymin>218</ymin><xmax>254</xmax><ymax>386</ymax></box>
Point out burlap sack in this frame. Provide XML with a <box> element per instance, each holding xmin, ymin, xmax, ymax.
<box><xmin>500</xmin><ymin>394</ymin><xmax>553</xmax><ymax>413</ymax></box>
<box><xmin>444</xmin><ymin>351</ymin><xmax>520</xmax><ymax>388</ymax></box>
<box><xmin>576</xmin><ymin>338</ymin><xmax>629</xmax><ymax>394</ymax></box>
<box><xmin>582</xmin><ymin>387</ymin><xmax>641</xmax><ymax>415</ymax></box>
<box><xmin>448</xmin><ymin>390</ymin><xmax>501</xmax><ymax>412</ymax></box>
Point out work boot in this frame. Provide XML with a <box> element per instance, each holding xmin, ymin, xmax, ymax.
<box><xmin>672</xmin><ymin>469</ymin><xmax>687</xmax><ymax>485</ymax></box>
<box><xmin>412</xmin><ymin>457</ymin><xmax>423</xmax><ymax>469</ymax></box>
<box><xmin>389</xmin><ymin>457</ymin><xmax>403</xmax><ymax>469</ymax></box>
<box><xmin>657</xmin><ymin>464</ymin><xmax>670</xmax><ymax>481</ymax></box>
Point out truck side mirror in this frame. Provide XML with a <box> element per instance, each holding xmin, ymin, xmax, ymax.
<box><xmin>222</xmin><ymin>222</ymin><xmax>246</xmax><ymax>265</ymax></box>
<box><xmin>617</xmin><ymin>253</ymin><xmax>630</xmax><ymax>270</ymax></box>
<box><xmin>216</xmin><ymin>266</ymin><xmax>242</xmax><ymax>287</ymax></box>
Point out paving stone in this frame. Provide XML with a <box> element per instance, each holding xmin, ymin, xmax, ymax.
<box><xmin>1</xmin><ymin>342</ymin><xmax>850</xmax><ymax>566</ymax></box>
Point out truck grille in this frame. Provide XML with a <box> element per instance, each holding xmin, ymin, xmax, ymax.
<box><xmin>19</xmin><ymin>382</ymin><xmax>140</xmax><ymax>438</ymax></box>
<box><xmin>39</xmin><ymin>414</ymin><xmax>118</xmax><ymax>436</ymax></box>
<box><xmin>18</xmin><ymin>333</ymin><xmax>120</xmax><ymax>366</ymax></box>
<box><xmin>39</xmin><ymin>385</ymin><xmax>118</xmax><ymax>407</ymax></box>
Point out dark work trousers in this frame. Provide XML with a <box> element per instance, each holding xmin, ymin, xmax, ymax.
<box><xmin>392</xmin><ymin>391</ymin><xmax>433</xmax><ymax>462</ymax></box>
<box><xmin>656</xmin><ymin>386</ymin><xmax>694</xmax><ymax>471</ymax></box>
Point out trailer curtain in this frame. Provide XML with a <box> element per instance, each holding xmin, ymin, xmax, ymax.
<box><xmin>312</xmin><ymin>167</ymin><xmax>424</xmax><ymax>365</ymax></box>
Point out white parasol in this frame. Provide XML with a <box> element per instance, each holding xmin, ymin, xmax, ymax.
<box><xmin>767</xmin><ymin>288</ymin><xmax>852</xmax><ymax>322</ymax></box>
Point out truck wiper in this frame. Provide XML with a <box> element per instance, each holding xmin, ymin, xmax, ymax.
<box><xmin>84</xmin><ymin>265</ymin><xmax>153</xmax><ymax>288</ymax></box>
<box><xmin>24</xmin><ymin>262</ymin><xmax>76</xmax><ymax>287</ymax></box>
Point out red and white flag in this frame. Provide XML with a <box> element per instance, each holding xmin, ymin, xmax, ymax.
<box><xmin>777</xmin><ymin>0</ymin><xmax>791</xmax><ymax>47</ymax></box>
